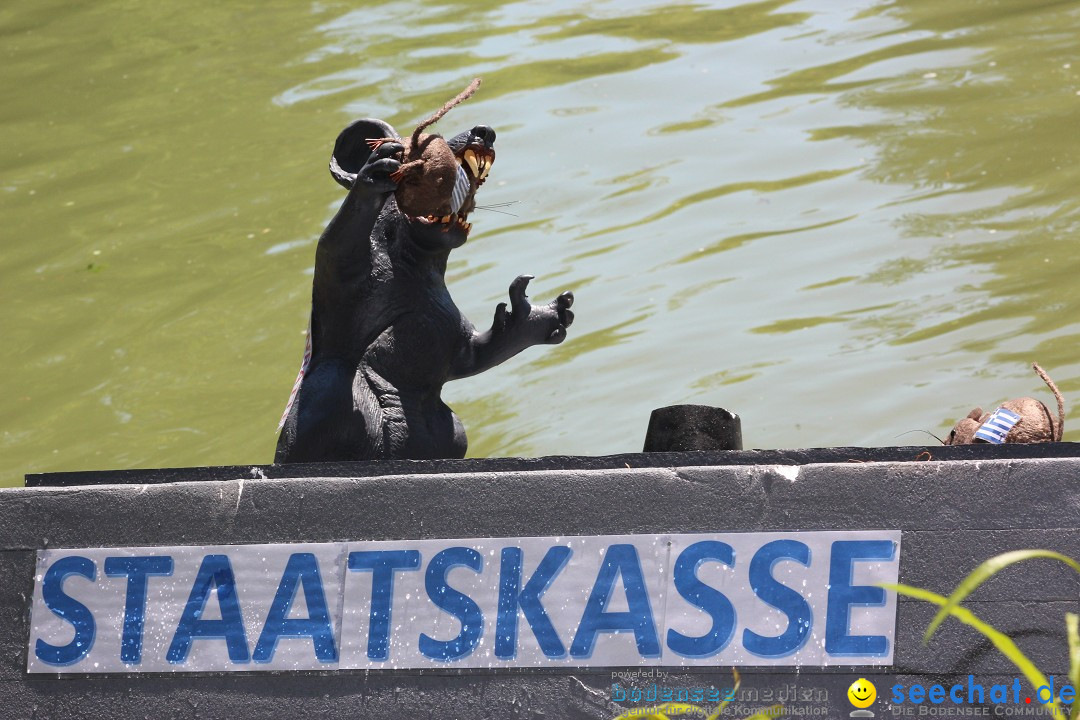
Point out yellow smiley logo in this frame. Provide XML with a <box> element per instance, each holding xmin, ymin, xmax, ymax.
<box><xmin>848</xmin><ymin>678</ymin><xmax>877</xmax><ymax>708</ymax></box>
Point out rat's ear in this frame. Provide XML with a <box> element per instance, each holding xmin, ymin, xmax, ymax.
<box><xmin>947</xmin><ymin>417</ymin><xmax>981</xmax><ymax>445</ymax></box>
<box><xmin>329</xmin><ymin>118</ymin><xmax>400</xmax><ymax>189</ymax></box>
<box><xmin>967</xmin><ymin>407</ymin><xmax>984</xmax><ymax>420</ymax></box>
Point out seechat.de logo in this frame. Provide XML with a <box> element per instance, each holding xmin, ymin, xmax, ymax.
<box><xmin>848</xmin><ymin>678</ymin><xmax>877</xmax><ymax>718</ymax></box>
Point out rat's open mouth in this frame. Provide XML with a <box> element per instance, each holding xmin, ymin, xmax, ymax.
<box><xmin>411</xmin><ymin>144</ymin><xmax>494</xmax><ymax>236</ymax></box>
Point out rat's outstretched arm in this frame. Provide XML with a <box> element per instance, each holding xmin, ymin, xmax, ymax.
<box><xmin>310</xmin><ymin>138</ymin><xmax>403</xmax><ymax>357</ymax></box>
<box><xmin>316</xmin><ymin>139</ymin><xmax>402</xmax><ymax>270</ymax></box>
<box><xmin>450</xmin><ymin>275</ymin><xmax>574</xmax><ymax>380</ymax></box>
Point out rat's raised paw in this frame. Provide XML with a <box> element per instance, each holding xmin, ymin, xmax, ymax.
<box><xmin>357</xmin><ymin>140</ymin><xmax>403</xmax><ymax>193</ymax></box>
<box><xmin>493</xmin><ymin>275</ymin><xmax>575</xmax><ymax>345</ymax></box>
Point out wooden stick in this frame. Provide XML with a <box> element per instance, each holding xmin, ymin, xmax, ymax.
<box><xmin>411</xmin><ymin>78</ymin><xmax>482</xmax><ymax>149</ymax></box>
<box><xmin>1033</xmin><ymin>362</ymin><xmax>1066</xmax><ymax>441</ymax></box>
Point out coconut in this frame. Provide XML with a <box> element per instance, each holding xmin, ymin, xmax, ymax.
<box><xmin>394</xmin><ymin>133</ymin><xmax>459</xmax><ymax>217</ymax></box>
<box><xmin>945</xmin><ymin>363</ymin><xmax>1065</xmax><ymax>444</ymax></box>
<box><xmin>391</xmin><ymin>78</ymin><xmax>481</xmax><ymax>218</ymax></box>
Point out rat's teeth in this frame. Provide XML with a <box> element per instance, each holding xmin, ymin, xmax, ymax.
<box><xmin>463</xmin><ymin>149</ymin><xmax>492</xmax><ymax>181</ymax></box>
<box><xmin>463</xmin><ymin>149</ymin><xmax>480</xmax><ymax>178</ymax></box>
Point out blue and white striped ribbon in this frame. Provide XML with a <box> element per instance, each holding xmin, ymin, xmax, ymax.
<box><xmin>974</xmin><ymin>407</ymin><xmax>1021</xmax><ymax>444</ymax></box>
<box><xmin>450</xmin><ymin>164</ymin><xmax>470</xmax><ymax>214</ymax></box>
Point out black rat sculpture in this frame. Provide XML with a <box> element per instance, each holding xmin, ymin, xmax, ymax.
<box><xmin>275</xmin><ymin>79</ymin><xmax>574</xmax><ymax>463</ymax></box>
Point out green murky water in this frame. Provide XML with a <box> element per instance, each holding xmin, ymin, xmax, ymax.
<box><xmin>3</xmin><ymin>0</ymin><xmax>1079</xmax><ymax>486</ymax></box>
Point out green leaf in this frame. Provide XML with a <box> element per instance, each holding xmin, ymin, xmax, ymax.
<box><xmin>659</xmin><ymin>704</ymin><xmax>708</xmax><ymax>716</ymax></box>
<box><xmin>1067</xmin><ymin>613</ymin><xmax>1080</xmax><ymax>720</ymax></box>
<box><xmin>884</xmin><ymin>583</ymin><xmax>1066</xmax><ymax>720</ymax></box>
<box><xmin>610</xmin><ymin>709</ymin><xmax>661</xmax><ymax>720</ymax></box>
<box><xmin>610</xmin><ymin>710</ymin><xmax>667</xmax><ymax>720</ymax></box>
<box><xmin>923</xmin><ymin>550</ymin><xmax>1080</xmax><ymax>644</ymax></box>
<box><xmin>611</xmin><ymin>702</ymin><xmax>708</xmax><ymax>719</ymax></box>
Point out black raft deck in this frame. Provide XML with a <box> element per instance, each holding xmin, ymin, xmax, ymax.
<box><xmin>3</xmin><ymin>443</ymin><xmax>1079</xmax><ymax>719</ymax></box>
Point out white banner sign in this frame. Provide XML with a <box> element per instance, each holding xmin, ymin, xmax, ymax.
<box><xmin>27</xmin><ymin>530</ymin><xmax>900</xmax><ymax>673</ymax></box>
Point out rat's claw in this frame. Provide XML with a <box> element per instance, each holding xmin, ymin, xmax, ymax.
<box><xmin>492</xmin><ymin>302</ymin><xmax>509</xmax><ymax>331</ymax></box>
<box><xmin>509</xmin><ymin>275</ymin><xmax>534</xmax><ymax>314</ymax></box>
<box><xmin>556</xmin><ymin>291</ymin><xmax>574</xmax><ymax>327</ymax></box>
<box><xmin>368</xmin><ymin>139</ymin><xmax>403</xmax><ymax>159</ymax></box>
<box><xmin>390</xmin><ymin>158</ymin><xmax>423</xmax><ymax>183</ymax></box>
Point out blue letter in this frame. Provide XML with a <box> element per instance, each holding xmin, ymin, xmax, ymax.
<box><xmin>253</xmin><ymin>553</ymin><xmax>337</xmax><ymax>663</ymax></box>
<box><xmin>968</xmin><ymin>676</ymin><xmax>984</xmax><ymax>703</ymax></box>
<box><xmin>347</xmin><ymin>549</ymin><xmax>420</xmax><ymax>661</ymax></box>
<box><xmin>892</xmin><ymin>684</ymin><xmax>905</xmax><ymax>703</ymax></box>
<box><xmin>1037</xmin><ymin>678</ymin><xmax>1056</xmax><ymax>705</ymax></box>
<box><xmin>743</xmin><ymin>540</ymin><xmax>812</xmax><ymax>658</ymax></box>
<box><xmin>35</xmin><ymin>556</ymin><xmax>96</xmax><ymax>666</ymax></box>
<box><xmin>419</xmin><ymin>547</ymin><xmax>484</xmax><ymax>661</ymax></box>
<box><xmin>104</xmin><ymin>556</ymin><xmax>173</xmax><ymax>663</ymax></box>
<box><xmin>825</xmin><ymin>540</ymin><xmax>895</xmax><ymax>656</ymax></box>
<box><xmin>495</xmin><ymin>546</ymin><xmax>572</xmax><ymax>659</ymax></box>
<box><xmin>667</xmin><ymin>540</ymin><xmax>736</xmax><ymax>658</ymax></box>
<box><xmin>569</xmin><ymin>544</ymin><xmax>660</xmax><ymax>658</ymax></box>
<box><xmin>167</xmin><ymin>554</ymin><xmax>249</xmax><ymax>664</ymax></box>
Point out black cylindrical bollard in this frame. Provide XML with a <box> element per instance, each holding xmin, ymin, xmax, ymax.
<box><xmin>643</xmin><ymin>404</ymin><xmax>743</xmax><ymax>452</ymax></box>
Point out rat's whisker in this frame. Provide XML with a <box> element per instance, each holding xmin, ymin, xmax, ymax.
<box><xmin>473</xmin><ymin>206</ymin><xmax>519</xmax><ymax>217</ymax></box>
<box><xmin>895</xmin><ymin>429</ymin><xmax>945</xmax><ymax>445</ymax></box>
